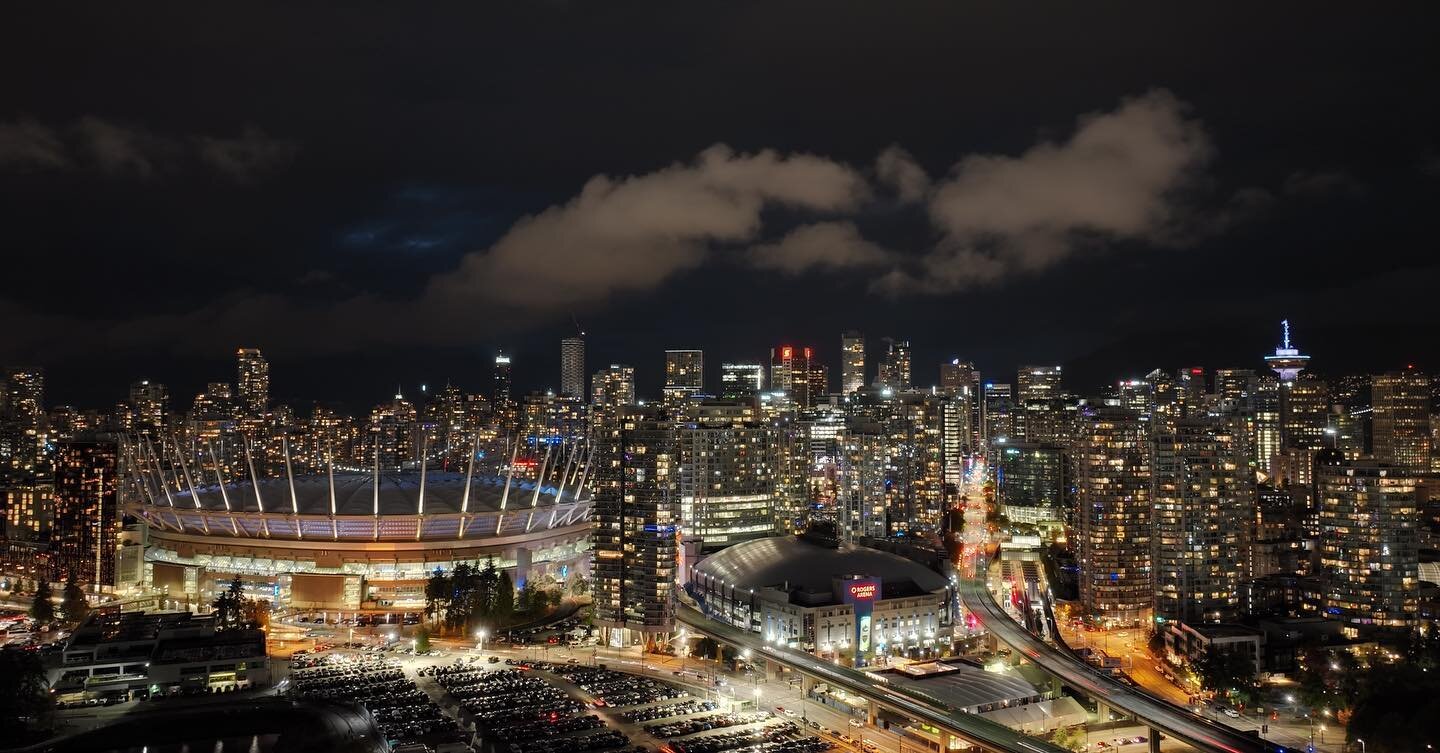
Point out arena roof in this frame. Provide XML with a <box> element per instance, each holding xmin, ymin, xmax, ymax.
<box><xmin>693</xmin><ymin>536</ymin><xmax>949</xmax><ymax>605</ymax></box>
<box><xmin>151</xmin><ymin>471</ymin><xmax>581</xmax><ymax>516</ymax></box>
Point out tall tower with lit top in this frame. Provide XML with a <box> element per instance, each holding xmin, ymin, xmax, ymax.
<box><xmin>1265</xmin><ymin>319</ymin><xmax>1309</xmax><ymax>383</ymax></box>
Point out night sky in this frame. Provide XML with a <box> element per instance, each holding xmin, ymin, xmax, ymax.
<box><xmin>2</xmin><ymin>4</ymin><xmax>1437</xmax><ymax>412</ymax></box>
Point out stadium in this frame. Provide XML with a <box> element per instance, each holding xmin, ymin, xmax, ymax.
<box><xmin>123</xmin><ymin>465</ymin><xmax>593</xmax><ymax>613</ymax></box>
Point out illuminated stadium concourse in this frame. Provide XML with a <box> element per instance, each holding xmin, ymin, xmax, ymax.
<box><xmin>123</xmin><ymin>459</ymin><xmax>592</xmax><ymax>613</ymax></box>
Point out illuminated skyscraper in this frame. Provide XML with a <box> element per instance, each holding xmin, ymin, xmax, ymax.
<box><xmin>981</xmin><ymin>383</ymin><xmax>1013</xmax><ymax>446</ymax></box>
<box><xmin>841</xmin><ymin>331</ymin><xmax>866</xmax><ymax>395</ymax></box>
<box><xmin>876</xmin><ymin>338</ymin><xmax>912</xmax><ymax>390</ymax></box>
<box><xmin>591</xmin><ymin>405</ymin><xmax>678</xmax><ymax>640</ymax></box>
<box><xmin>1150</xmin><ymin>418</ymin><xmax>1253</xmax><ymax>624</ymax></box>
<box><xmin>679</xmin><ymin>402</ymin><xmax>775</xmax><ymax>551</ymax></box>
<box><xmin>1317</xmin><ymin>460</ymin><xmax>1419</xmax><ymax>626</ymax></box>
<box><xmin>1</xmin><ymin>368</ymin><xmax>45</xmax><ymax>427</ymax></box>
<box><xmin>127</xmin><ymin>380</ymin><xmax>168</xmax><ymax>437</ymax></box>
<box><xmin>590</xmin><ymin>364</ymin><xmax>635</xmax><ymax>434</ymax></box>
<box><xmin>719</xmin><ymin>363</ymin><xmax>764</xmax><ymax>400</ymax></box>
<box><xmin>663</xmin><ymin>349</ymin><xmax>704</xmax><ymax>406</ymax></box>
<box><xmin>493</xmin><ymin>351</ymin><xmax>513</xmax><ymax>413</ymax></box>
<box><xmin>236</xmin><ymin>348</ymin><xmax>270</xmax><ymax>417</ymax></box>
<box><xmin>560</xmin><ymin>335</ymin><xmax>586</xmax><ymax>398</ymax></box>
<box><xmin>1075</xmin><ymin>405</ymin><xmax>1152</xmax><ymax>626</ymax></box>
<box><xmin>770</xmin><ymin>346</ymin><xmax>821</xmax><ymax>407</ymax></box>
<box><xmin>1371</xmin><ymin>368</ymin><xmax>1431</xmax><ymax>471</ymax></box>
<box><xmin>1017</xmin><ymin>365</ymin><xmax>1063</xmax><ymax>403</ymax></box>
<box><xmin>1284</xmin><ymin>375</ymin><xmax>1331</xmax><ymax>450</ymax></box>
<box><xmin>940</xmin><ymin>360</ymin><xmax>981</xmax><ymax>453</ymax></box>
<box><xmin>51</xmin><ymin>436</ymin><xmax>119</xmax><ymax>588</ymax></box>
<box><xmin>994</xmin><ymin>442</ymin><xmax>1066</xmax><ymax>528</ymax></box>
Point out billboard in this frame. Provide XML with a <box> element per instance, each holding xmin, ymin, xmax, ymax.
<box><xmin>841</xmin><ymin>577</ymin><xmax>881</xmax><ymax>662</ymax></box>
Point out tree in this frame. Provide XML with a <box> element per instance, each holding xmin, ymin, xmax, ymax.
<box><xmin>1194</xmin><ymin>646</ymin><xmax>1257</xmax><ymax>701</ymax></box>
<box><xmin>569</xmin><ymin>573</ymin><xmax>590</xmax><ymax>596</ymax></box>
<box><xmin>547</xmin><ymin>588</ymin><xmax>563</xmax><ymax>608</ymax></box>
<box><xmin>1346</xmin><ymin>663</ymin><xmax>1440</xmax><ymax>752</ymax></box>
<box><xmin>211</xmin><ymin>576</ymin><xmax>245</xmax><ymax>630</ymax></box>
<box><xmin>0</xmin><ymin>649</ymin><xmax>53</xmax><ymax>740</ymax></box>
<box><xmin>60</xmin><ymin>574</ymin><xmax>89</xmax><ymax>625</ymax></box>
<box><xmin>494</xmin><ymin>571</ymin><xmax>515</xmax><ymax>623</ymax></box>
<box><xmin>425</xmin><ymin>567</ymin><xmax>451</xmax><ymax>626</ymax></box>
<box><xmin>516</xmin><ymin>582</ymin><xmax>539</xmax><ymax>615</ymax></box>
<box><xmin>28</xmin><ymin>579</ymin><xmax>54</xmax><ymax>624</ymax></box>
<box><xmin>414</xmin><ymin>625</ymin><xmax>431</xmax><ymax>654</ymax></box>
<box><xmin>241</xmin><ymin>598</ymin><xmax>271</xmax><ymax>629</ymax></box>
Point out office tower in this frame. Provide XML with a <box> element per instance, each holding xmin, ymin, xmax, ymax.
<box><xmin>841</xmin><ymin>331</ymin><xmax>866</xmax><ymax>395</ymax></box>
<box><xmin>493</xmin><ymin>351</ymin><xmax>514</xmax><ymax>405</ymax></box>
<box><xmin>679</xmin><ymin>402</ymin><xmax>775</xmax><ymax>551</ymax></box>
<box><xmin>981</xmin><ymin>383</ymin><xmax>1014</xmax><ymax>446</ymax></box>
<box><xmin>1017</xmin><ymin>397</ymin><xmax>1074</xmax><ymax>446</ymax></box>
<box><xmin>719</xmin><ymin>363</ymin><xmax>764</xmax><ymax>400</ymax></box>
<box><xmin>876</xmin><ymin>338</ymin><xmax>912</xmax><ymax>391</ymax></box>
<box><xmin>1</xmin><ymin>367</ymin><xmax>45</xmax><ymax>426</ymax></box>
<box><xmin>560</xmin><ymin>335</ymin><xmax>586</xmax><ymax>398</ymax></box>
<box><xmin>1175</xmin><ymin>367</ymin><xmax>1206</xmax><ymax>418</ymax></box>
<box><xmin>128</xmin><ymin>380</ymin><xmax>168</xmax><ymax>437</ymax></box>
<box><xmin>1150</xmin><ymin>418</ymin><xmax>1254</xmax><ymax>624</ymax></box>
<box><xmin>663</xmin><ymin>349</ymin><xmax>705</xmax><ymax>406</ymax></box>
<box><xmin>1253</xmin><ymin>377</ymin><xmax>1282</xmax><ymax>475</ymax></box>
<box><xmin>367</xmin><ymin>391</ymin><xmax>418</xmax><ymax>470</ymax></box>
<box><xmin>591</xmin><ymin>405</ymin><xmax>678</xmax><ymax>640</ymax></box>
<box><xmin>1075</xmin><ymin>405</ymin><xmax>1152</xmax><ymax>626</ymax></box>
<box><xmin>1317</xmin><ymin>460</ymin><xmax>1419</xmax><ymax>626</ymax></box>
<box><xmin>994</xmin><ymin>443</ymin><xmax>1066</xmax><ymax>528</ymax></box>
<box><xmin>941</xmin><ymin>360</ymin><xmax>981</xmax><ymax>454</ymax></box>
<box><xmin>1213</xmin><ymin>369</ymin><xmax>1258</xmax><ymax>401</ymax></box>
<box><xmin>807</xmin><ymin>360</ymin><xmax>828</xmax><ymax>403</ymax></box>
<box><xmin>770</xmin><ymin>346</ymin><xmax>819</xmax><ymax>408</ymax></box>
<box><xmin>1326</xmin><ymin>406</ymin><xmax>1365</xmax><ymax>459</ymax></box>
<box><xmin>1284</xmin><ymin>375</ymin><xmax>1330</xmax><ymax>450</ymax></box>
<box><xmin>1371</xmin><ymin>368</ymin><xmax>1432</xmax><ymax>471</ymax></box>
<box><xmin>1017</xmin><ymin>365</ymin><xmax>1063</xmax><ymax>403</ymax></box>
<box><xmin>236</xmin><ymin>348</ymin><xmax>270</xmax><ymax>417</ymax></box>
<box><xmin>51</xmin><ymin>437</ymin><xmax>119</xmax><ymax>588</ymax></box>
<box><xmin>1116</xmin><ymin>379</ymin><xmax>1151</xmax><ymax>416</ymax></box>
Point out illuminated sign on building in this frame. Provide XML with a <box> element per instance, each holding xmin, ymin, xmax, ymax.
<box><xmin>847</xmin><ymin>582</ymin><xmax>877</xmax><ymax>600</ymax></box>
<box><xmin>840</xmin><ymin>577</ymin><xmax>881</xmax><ymax>664</ymax></box>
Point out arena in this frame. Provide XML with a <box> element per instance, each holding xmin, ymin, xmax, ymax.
<box><xmin>123</xmin><ymin>468</ymin><xmax>592</xmax><ymax>613</ymax></box>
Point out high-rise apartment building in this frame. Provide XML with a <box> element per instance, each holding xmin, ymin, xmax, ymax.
<box><xmin>1284</xmin><ymin>375</ymin><xmax>1330</xmax><ymax>451</ymax></box>
<box><xmin>1</xmin><ymin>368</ymin><xmax>45</xmax><ymax>427</ymax></box>
<box><xmin>678</xmin><ymin>402</ymin><xmax>775</xmax><ymax>551</ymax></box>
<box><xmin>1150</xmin><ymin>418</ymin><xmax>1254</xmax><ymax>624</ymax></box>
<box><xmin>591</xmin><ymin>365</ymin><xmax>636</xmax><ymax>434</ymax></box>
<box><xmin>236</xmin><ymin>348</ymin><xmax>269</xmax><ymax>417</ymax></box>
<box><xmin>591</xmin><ymin>406</ymin><xmax>678</xmax><ymax>641</ymax></box>
<box><xmin>663</xmin><ymin>350</ymin><xmax>705</xmax><ymax>406</ymax></box>
<box><xmin>841</xmin><ymin>331</ymin><xmax>866</xmax><ymax>395</ymax></box>
<box><xmin>1317</xmin><ymin>461</ymin><xmax>1419</xmax><ymax>626</ymax></box>
<box><xmin>1075</xmin><ymin>405</ymin><xmax>1152</xmax><ymax>626</ymax></box>
<box><xmin>940</xmin><ymin>360</ymin><xmax>981</xmax><ymax>454</ymax></box>
<box><xmin>128</xmin><ymin>380</ymin><xmax>168</xmax><ymax>437</ymax></box>
<box><xmin>719</xmin><ymin>363</ymin><xmax>764</xmax><ymax>400</ymax></box>
<box><xmin>560</xmin><ymin>336</ymin><xmax>586</xmax><ymax>398</ymax></box>
<box><xmin>1371</xmin><ymin>368</ymin><xmax>1431</xmax><ymax>471</ymax></box>
<box><xmin>51</xmin><ymin>437</ymin><xmax>119</xmax><ymax>588</ymax></box>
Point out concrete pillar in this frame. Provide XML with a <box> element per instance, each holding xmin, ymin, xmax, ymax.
<box><xmin>765</xmin><ymin>659</ymin><xmax>780</xmax><ymax>681</ymax></box>
<box><xmin>801</xmin><ymin>675</ymin><xmax>816</xmax><ymax>694</ymax></box>
<box><xmin>514</xmin><ymin>547</ymin><xmax>532</xmax><ymax>588</ymax></box>
<box><xmin>1148</xmin><ymin>728</ymin><xmax>1160</xmax><ymax>753</ymax></box>
<box><xmin>867</xmin><ymin>700</ymin><xmax>879</xmax><ymax>726</ymax></box>
<box><xmin>1096</xmin><ymin>700</ymin><xmax>1113</xmax><ymax>722</ymax></box>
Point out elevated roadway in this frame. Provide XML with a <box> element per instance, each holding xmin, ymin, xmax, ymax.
<box><xmin>958</xmin><ymin>571</ymin><xmax>1285</xmax><ymax>753</ymax></box>
<box><xmin>675</xmin><ymin>601</ymin><xmax>1067</xmax><ymax>753</ymax></box>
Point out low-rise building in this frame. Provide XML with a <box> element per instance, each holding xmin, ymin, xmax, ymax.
<box><xmin>47</xmin><ymin>610</ymin><xmax>269</xmax><ymax>700</ymax></box>
<box><xmin>1163</xmin><ymin>621</ymin><xmax>1264</xmax><ymax>677</ymax></box>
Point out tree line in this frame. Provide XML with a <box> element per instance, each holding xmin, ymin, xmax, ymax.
<box><xmin>423</xmin><ymin>559</ymin><xmax>565</xmax><ymax>634</ymax></box>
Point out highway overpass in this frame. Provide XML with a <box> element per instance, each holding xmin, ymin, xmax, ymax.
<box><xmin>957</xmin><ymin>572</ymin><xmax>1285</xmax><ymax>753</ymax></box>
<box><xmin>674</xmin><ymin>601</ymin><xmax>1068</xmax><ymax>753</ymax></box>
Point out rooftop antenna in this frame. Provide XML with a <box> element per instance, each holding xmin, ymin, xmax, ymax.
<box><xmin>1282</xmin><ymin>319</ymin><xmax>1291</xmax><ymax>350</ymax></box>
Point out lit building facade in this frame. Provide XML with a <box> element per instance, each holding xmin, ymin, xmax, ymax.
<box><xmin>1317</xmin><ymin>461</ymin><xmax>1419</xmax><ymax>626</ymax></box>
<box><xmin>678</xmin><ymin>402</ymin><xmax>775</xmax><ymax>551</ymax></box>
<box><xmin>841</xmin><ymin>331</ymin><xmax>866</xmax><ymax>395</ymax></box>
<box><xmin>560</xmin><ymin>335</ymin><xmax>586</xmax><ymax>398</ymax></box>
<box><xmin>663</xmin><ymin>349</ymin><xmax>705</xmax><ymax>406</ymax></box>
<box><xmin>236</xmin><ymin>348</ymin><xmax>269</xmax><ymax>418</ymax></box>
<box><xmin>1150</xmin><ymin>418</ymin><xmax>1253</xmax><ymax>625</ymax></box>
<box><xmin>1371</xmin><ymin>368</ymin><xmax>1431</xmax><ymax>472</ymax></box>
<box><xmin>52</xmin><ymin>436</ymin><xmax>120</xmax><ymax>588</ymax></box>
<box><xmin>994</xmin><ymin>443</ymin><xmax>1066</xmax><ymax>528</ymax></box>
<box><xmin>719</xmin><ymin>363</ymin><xmax>764</xmax><ymax>400</ymax></box>
<box><xmin>1075</xmin><ymin>405</ymin><xmax>1152</xmax><ymax>626</ymax></box>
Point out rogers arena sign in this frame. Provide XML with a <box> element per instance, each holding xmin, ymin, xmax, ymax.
<box><xmin>847</xmin><ymin>582</ymin><xmax>878</xmax><ymax>601</ymax></box>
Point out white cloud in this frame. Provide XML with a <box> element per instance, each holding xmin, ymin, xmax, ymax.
<box><xmin>747</xmin><ymin>221</ymin><xmax>893</xmax><ymax>274</ymax></box>
<box><xmin>875</xmin><ymin>145</ymin><xmax>930</xmax><ymax>202</ymax></box>
<box><xmin>877</xmin><ymin>89</ymin><xmax>1212</xmax><ymax>293</ymax></box>
<box><xmin>425</xmin><ymin>144</ymin><xmax>870</xmax><ymax>311</ymax></box>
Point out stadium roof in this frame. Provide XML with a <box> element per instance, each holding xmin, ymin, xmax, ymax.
<box><xmin>694</xmin><ymin>535</ymin><xmax>949</xmax><ymax>606</ymax></box>
<box><xmin>155</xmin><ymin>471</ymin><xmax>582</xmax><ymax>516</ymax></box>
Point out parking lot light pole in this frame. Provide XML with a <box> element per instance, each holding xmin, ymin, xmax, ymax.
<box><xmin>476</xmin><ymin>628</ymin><xmax>488</xmax><ymax>652</ymax></box>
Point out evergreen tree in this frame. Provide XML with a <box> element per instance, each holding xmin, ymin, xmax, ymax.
<box><xmin>474</xmin><ymin>558</ymin><xmax>499</xmax><ymax>622</ymax></box>
<box><xmin>424</xmin><ymin>567</ymin><xmax>451</xmax><ymax>626</ymax></box>
<box><xmin>60</xmin><ymin>574</ymin><xmax>89</xmax><ymax>625</ymax></box>
<box><xmin>29</xmin><ymin>579</ymin><xmax>55</xmax><ymax>624</ymax></box>
<box><xmin>211</xmin><ymin>576</ymin><xmax>245</xmax><ymax>630</ymax></box>
<box><xmin>414</xmin><ymin>624</ymin><xmax>431</xmax><ymax>653</ymax></box>
<box><xmin>446</xmin><ymin>563</ymin><xmax>475</xmax><ymax>631</ymax></box>
<box><xmin>516</xmin><ymin>582</ymin><xmax>537</xmax><ymax>615</ymax></box>
<box><xmin>494</xmin><ymin>570</ymin><xmax>515</xmax><ymax>622</ymax></box>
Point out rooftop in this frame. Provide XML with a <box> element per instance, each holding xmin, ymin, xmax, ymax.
<box><xmin>694</xmin><ymin>535</ymin><xmax>949</xmax><ymax>606</ymax></box>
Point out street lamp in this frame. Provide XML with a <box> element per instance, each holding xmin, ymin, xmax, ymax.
<box><xmin>1357</xmin><ymin>739</ymin><xmax>1365</xmax><ymax>753</ymax></box>
<box><xmin>476</xmin><ymin>628</ymin><xmax>488</xmax><ymax>652</ymax></box>
<box><xmin>752</xmin><ymin>686</ymin><xmax>761</xmax><ymax>709</ymax></box>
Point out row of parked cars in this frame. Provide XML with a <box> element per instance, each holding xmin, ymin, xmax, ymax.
<box><xmin>426</xmin><ymin>661</ymin><xmax>632</xmax><ymax>753</ymax></box>
<box><xmin>548</xmin><ymin>665</ymin><xmax>684</xmax><ymax>708</ymax></box>
<box><xmin>645</xmin><ymin>711</ymin><xmax>770</xmax><ymax>739</ymax></box>
<box><xmin>288</xmin><ymin>655</ymin><xmax>462</xmax><ymax>747</ymax></box>
<box><xmin>664</xmin><ymin>721</ymin><xmax>832</xmax><ymax>753</ymax></box>
<box><xmin>620</xmin><ymin>699</ymin><xmax>717</xmax><ymax>723</ymax></box>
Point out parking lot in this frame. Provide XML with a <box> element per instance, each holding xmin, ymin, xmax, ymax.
<box><xmin>288</xmin><ymin>653</ymin><xmax>465</xmax><ymax>749</ymax></box>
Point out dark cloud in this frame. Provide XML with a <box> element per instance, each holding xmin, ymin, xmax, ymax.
<box><xmin>0</xmin><ymin>118</ymin><xmax>69</xmax><ymax>170</ymax></box>
<box><xmin>747</xmin><ymin>221</ymin><xmax>894</xmax><ymax>274</ymax></box>
<box><xmin>197</xmin><ymin>126</ymin><xmax>299</xmax><ymax>183</ymax></box>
